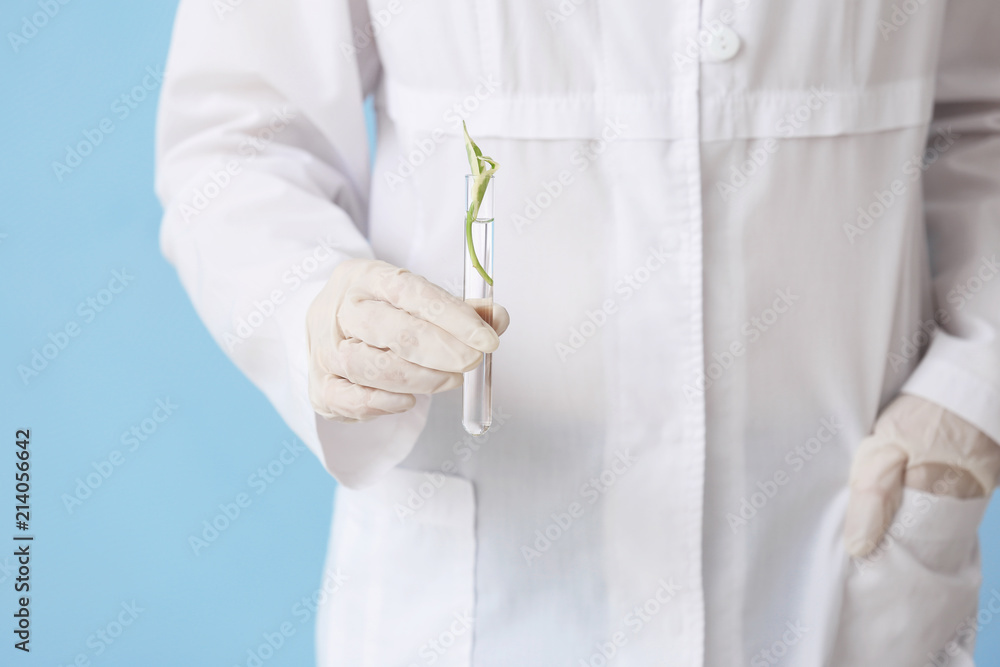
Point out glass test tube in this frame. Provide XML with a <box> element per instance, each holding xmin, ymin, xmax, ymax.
<box><xmin>463</xmin><ymin>174</ymin><xmax>494</xmax><ymax>436</ymax></box>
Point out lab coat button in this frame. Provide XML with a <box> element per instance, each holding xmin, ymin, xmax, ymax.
<box><xmin>702</xmin><ymin>26</ymin><xmax>741</xmax><ymax>62</ymax></box>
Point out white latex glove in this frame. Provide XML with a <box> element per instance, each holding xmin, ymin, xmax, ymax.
<box><xmin>844</xmin><ymin>393</ymin><xmax>1000</xmax><ymax>557</ymax></box>
<box><xmin>306</xmin><ymin>259</ymin><xmax>509</xmax><ymax>422</ymax></box>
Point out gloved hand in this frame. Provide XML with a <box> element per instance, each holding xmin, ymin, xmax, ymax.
<box><xmin>306</xmin><ymin>259</ymin><xmax>509</xmax><ymax>422</ymax></box>
<box><xmin>843</xmin><ymin>393</ymin><xmax>1000</xmax><ymax>557</ymax></box>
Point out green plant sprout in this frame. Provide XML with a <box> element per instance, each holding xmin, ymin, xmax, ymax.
<box><xmin>464</xmin><ymin>121</ymin><xmax>498</xmax><ymax>286</ymax></box>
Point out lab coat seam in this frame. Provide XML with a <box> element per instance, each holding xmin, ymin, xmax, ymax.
<box><xmin>596</xmin><ymin>0</ymin><xmax>617</xmax><ymax>632</ymax></box>
<box><xmin>686</xmin><ymin>1</ymin><xmax>708</xmax><ymax>660</ymax></box>
<box><xmin>591</xmin><ymin>0</ymin><xmax>611</xmax><ymax>124</ymax></box>
<box><xmin>386</xmin><ymin>77</ymin><xmax>689</xmax><ymax>105</ymax></box>
<box><xmin>697</xmin><ymin>76</ymin><xmax>934</xmax><ymax>105</ymax></box>
<box><xmin>383</xmin><ymin>77</ymin><xmax>937</xmax><ymax>144</ymax></box>
<box><xmin>382</xmin><ymin>77</ymin><xmax>935</xmax><ymax>106</ymax></box>
<box><xmin>468</xmin><ymin>477</ymin><xmax>480</xmax><ymax>667</ymax></box>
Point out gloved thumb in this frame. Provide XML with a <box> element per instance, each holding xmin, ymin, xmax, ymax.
<box><xmin>843</xmin><ymin>434</ymin><xmax>908</xmax><ymax>558</ymax></box>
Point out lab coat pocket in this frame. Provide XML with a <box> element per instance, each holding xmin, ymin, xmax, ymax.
<box><xmin>317</xmin><ymin>467</ymin><xmax>476</xmax><ymax>667</ymax></box>
<box><xmin>831</xmin><ymin>488</ymin><xmax>988</xmax><ymax>666</ymax></box>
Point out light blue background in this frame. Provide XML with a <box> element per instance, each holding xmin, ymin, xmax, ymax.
<box><xmin>1</xmin><ymin>1</ymin><xmax>999</xmax><ymax>665</ymax></box>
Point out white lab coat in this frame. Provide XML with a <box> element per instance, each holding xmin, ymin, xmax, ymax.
<box><xmin>155</xmin><ymin>0</ymin><xmax>1000</xmax><ymax>665</ymax></box>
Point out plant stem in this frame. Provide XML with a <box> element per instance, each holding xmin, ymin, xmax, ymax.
<box><xmin>466</xmin><ymin>205</ymin><xmax>493</xmax><ymax>286</ymax></box>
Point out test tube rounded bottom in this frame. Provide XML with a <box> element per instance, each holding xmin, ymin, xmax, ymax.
<box><xmin>463</xmin><ymin>352</ymin><xmax>492</xmax><ymax>436</ymax></box>
<box><xmin>463</xmin><ymin>297</ymin><xmax>493</xmax><ymax>435</ymax></box>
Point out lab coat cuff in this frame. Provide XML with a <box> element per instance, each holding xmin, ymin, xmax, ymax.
<box><xmin>276</xmin><ymin>270</ymin><xmax>431</xmax><ymax>490</ymax></box>
<box><xmin>311</xmin><ymin>395</ymin><xmax>432</xmax><ymax>489</ymax></box>
<box><xmin>901</xmin><ymin>357</ymin><xmax>1000</xmax><ymax>448</ymax></box>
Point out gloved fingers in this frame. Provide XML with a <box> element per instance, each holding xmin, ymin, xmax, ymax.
<box><xmin>309</xmin><ymin>371</ymin><xmax>416</xmax><ymax>422</ymax></box>
<box><xmin>368</xmin><ymin>268</ymin><xmax>500</xmax><ymax>353</ymax></box>
<box><xmin>454</xmin><ymin>299</ymin><xmax>511</xmax><ymax>337</ymax></box>
<box><xmin>843</xmin><ymin>439</ymin><xmax>908</xmax><ymax>557</ymax></box>
<box><xmin>490</xmin><ymin>303</ymin><xmax>510</xmax><ymax>336</ymax></box>
<box><xmin>905</xmin><ymin>463</ymin><xmax>985</xmax><ymax>498</ymax></box>
<box><xmin>897</xmin><ymin>395</ymin><xmax>1000</xmax><ymax>495</ymax></box>
<box><xmin>329</xmin><ymin>338</ymin><xmax>464</xmax><ymax>395</ymax></box>
<box><xmin>339</xmin><ymin>299</ymin><xmax>483</xmax><ymax>373</ymax></box>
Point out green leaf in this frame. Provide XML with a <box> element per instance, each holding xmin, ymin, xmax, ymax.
<box><xmin>463</xmin><ymin>123</ymin><xmax>498</xmax><ymax>286</ymax></box>
<box><xmin>463</xmin><ymin>121</ymin><xmax>482</xmax><ymax>178</ymax></box>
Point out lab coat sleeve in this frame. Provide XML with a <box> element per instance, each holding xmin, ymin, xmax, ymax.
<box><xmin>155</xmin><ymin>0</ymin><xmax>432</xmax><ymax>488</ymax></box>
<box><xmin>901</xmin><ymin>0</ymin><xmax>1000</xmax><ymax>447</ymax></box>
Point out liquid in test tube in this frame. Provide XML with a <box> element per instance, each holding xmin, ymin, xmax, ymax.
<box><xmin>463</xmin><ymin>174</ymin><xmax>494</xmax><ymax>436</ymax></box>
